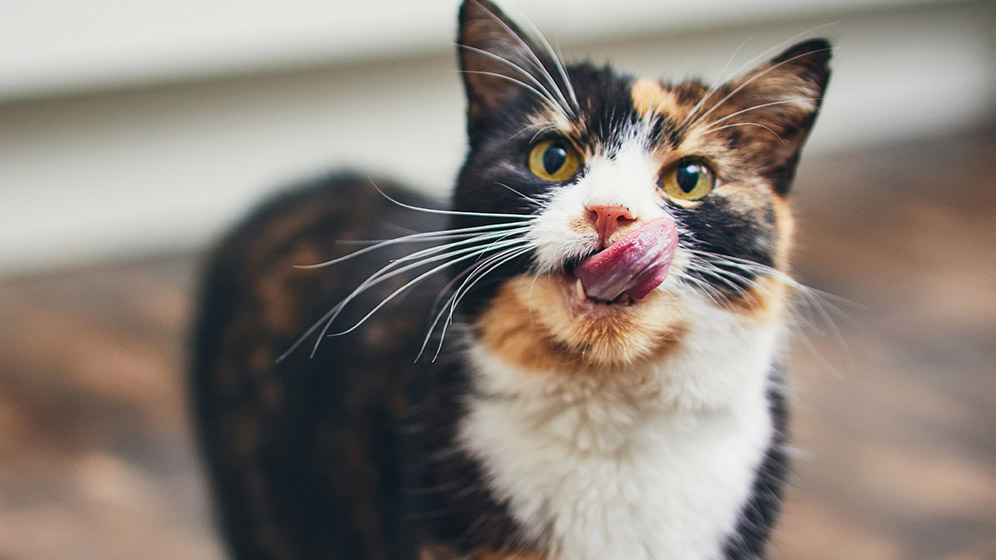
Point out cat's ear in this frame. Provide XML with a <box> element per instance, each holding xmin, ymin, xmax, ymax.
<box><xmin>718</xmin><ymin>39</ymin><xmax>832</xmax><ymax>193</ymax></box>
<box><xmin>457</xmin><ymin>0</ymin><xmax>570</xmax><ymax>137</ymax></box>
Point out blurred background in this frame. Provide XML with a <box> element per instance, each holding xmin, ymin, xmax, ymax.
<box><xmin>0</xmin><ymin>0</ymin><xmax>993</xmax><ymax>558</ymax></box>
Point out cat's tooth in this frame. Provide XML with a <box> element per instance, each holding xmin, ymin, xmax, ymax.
<box><xmin>575</xmin><ymin>278</ymin><xmax>586</xmax><ymax>300</ymax></box>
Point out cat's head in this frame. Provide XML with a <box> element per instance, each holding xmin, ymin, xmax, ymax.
<box><xmin>451</xmin><ymin>0</ymin><xmax>830</xmax><ymax>379</ymax></box>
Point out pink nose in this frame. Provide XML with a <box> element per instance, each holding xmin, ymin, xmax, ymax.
<box><xmin>587</xmin><ymin>204</ymin><xmax>635</xmax><ymax>245</ymax></box>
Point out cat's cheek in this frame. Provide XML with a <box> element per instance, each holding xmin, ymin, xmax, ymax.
<box><xmin>722</xmin><ymin>275</ymin><xmax>791</xmax><ymax>322</ymax></box>
<box><xmin>528</xmin><ymin>189</ymin><xmax>599</xmax><ymax>274</ymax></box>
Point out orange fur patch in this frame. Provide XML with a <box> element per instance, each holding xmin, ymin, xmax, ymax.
<box><xmin>771</xmin><ymin>195</ymin><xmax>795</xmax><ymax>270</ymax></box>
<box><xmin>567</xmin><ymin>214</ymin><xmax>591</xmax><ymax>235</ymax></box>
<box><xmin>724</xmin><ymin>275</ymin><xmax>788</xmax><ymax>322</ymax></box>
<box><xmin>631</xmin><ymin>79</ymin><xmax>681</xmax><ymax>118</ymax></box>
<box><xmin>476</xmin><ymin>275</ymin><xmax>688</xmax><ymax>372</ymax></box>
<box><xmin>524</xmin><ymin>109</ymin><xmax>581</xmax><ymax>150</ymax></box>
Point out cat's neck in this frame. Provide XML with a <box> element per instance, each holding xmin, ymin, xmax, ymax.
<box><xmin>454</xmin><ymin>302</ymin><xmax>786</xmax><ymax>560</ymax></box>
<box><xmin>462</xmin><ymin>287</ymin><xmax>788</xmax><ymax>416</ymax></box>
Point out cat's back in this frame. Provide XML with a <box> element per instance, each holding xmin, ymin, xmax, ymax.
<box><xmin>190</xmin><ymin>173</ymin><xmax>443</xmax><ymax>560</ymax></box>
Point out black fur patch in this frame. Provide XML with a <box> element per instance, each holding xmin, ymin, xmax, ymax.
<box><xmin>722</xmin><ymin>370</ymin><xmax>790</xmax><ymax>559</ymax></box>
<box><xmin>672</xmin><ymin>197</ymin><xmax>778</xmax><ymax>295</ymax></box>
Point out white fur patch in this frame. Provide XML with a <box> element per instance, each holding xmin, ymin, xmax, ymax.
<box><xmin>460</xmin><ymin>293</ymin><xmax>784</xmax><ymax>559</ymax></box>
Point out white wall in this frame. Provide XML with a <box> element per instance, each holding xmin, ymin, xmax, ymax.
<box><xmin>1</xmin><ymin>0</ymin><xmax>994</xmax><ymax>275</ymax></box>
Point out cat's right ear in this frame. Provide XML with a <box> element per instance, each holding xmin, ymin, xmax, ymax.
<box><xmin>716</xmin><ymin>39</ymin><xmax>832</xmax><ymax>194</ymax></box>
<box><xmin>457</xmin><ymin>0</ymin><xmax>567</xmax><ymax>137</ymax></box>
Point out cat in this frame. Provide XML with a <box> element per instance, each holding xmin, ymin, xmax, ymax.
<box><xmin>190</xmin><ymin>1</ymin><xmax>831</xmax><ymax>559</ymax></box>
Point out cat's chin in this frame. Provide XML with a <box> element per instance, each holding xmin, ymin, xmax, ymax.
<box><xmin>474</xmin><ymin>273</ymin><xmax>688</xmax><ymax>370</ymax></box>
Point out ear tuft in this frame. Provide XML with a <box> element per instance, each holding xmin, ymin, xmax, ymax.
<box><xmin>458</xmin><ymin>0</ymin><xmax>517</xmax><ymax>124</ymax></box>
<box><xmin>711</xmin><ymin>39</ymin><xmax>832</xmax><ymax>193</ymax></box>
<box><xmin>772</xmin><ymin>38</ymin><xmax>832</xmax><ymax>68</ymax></box>
<box><xmin>768</xmin><ymin>39</ymin><xmax>832</xmax><ymax>109</ymax></box>
<box><xmin>457</xmin><ymin>0</ymin><xmax>566</xmax><ymax>137</ymax></box>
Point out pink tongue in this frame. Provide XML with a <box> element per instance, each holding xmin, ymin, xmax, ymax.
<box><xmin>575</xmin><ymin>216</ymin><xmax>678</xmax><ymax>302</ymax></box>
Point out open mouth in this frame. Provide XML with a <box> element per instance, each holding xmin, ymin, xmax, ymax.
<box><xmin>564</xmin><ymin>216</ymin><xmax>679</xmax><ymax>307</ymax></box>
<box><xmin>564</xmin><ymin>273</ymin><xmax>636</xmax><ymax>306</ymax></box>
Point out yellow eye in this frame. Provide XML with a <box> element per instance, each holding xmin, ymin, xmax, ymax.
<box><xmin>660</xmin><ymin>158</ymin><xmax>715</xmax><ymax>201</ymax></box>
<box><xmin>528</xmin><ymin>139</ymin><xmax>581</xmax><ymax>182</ymax></box>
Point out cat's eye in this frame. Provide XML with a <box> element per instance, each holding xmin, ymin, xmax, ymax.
<box><xmin>659</xmin><ymin>158</ymin><xmax>716</xmax><ymax>201</ymax></box>
<box><xmin>528</xmin><ymin>139</ymin><xmax>581</xmax><ymax>182</ymax></box>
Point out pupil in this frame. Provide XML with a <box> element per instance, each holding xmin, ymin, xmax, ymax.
<box><xmin>676</xmin><ymin>164</ymin><xmax>700</xmax><ymax>193</ymax></box>
<box><xmin>543</xmin><ymin>145</ymin><xmax>568</xmax><ymax>175</ymax></box>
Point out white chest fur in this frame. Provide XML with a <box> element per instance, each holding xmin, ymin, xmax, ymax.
<box><xmin>459</xmin><ymin>301</ymin><xmax>783</xmax><ymax>560</ymax></box>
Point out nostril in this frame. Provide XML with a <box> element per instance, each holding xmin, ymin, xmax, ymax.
<box><xmin>609</xmin><ymin>208</ymin><xmax>635</xmax><ymax>224</ymax></box>
<box><xmin>588</xmin><ymin>204</ymin><xmax>634</xmax><ymax>223</ymax></box>
<box><xmin>586</xmin><ymin>204</ymin><xmax>635</xmax><ymax>244</ymax></box>
<box><xmin>587</xmin><ymin>208</ymin><xmax>601</xmax><ymax>226</ymax></box>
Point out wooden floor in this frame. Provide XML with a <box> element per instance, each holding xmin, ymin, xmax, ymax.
<box><xmin>1</xmin><ymin>132</ymin><xmax>994</xmax><ymax>560</ymax></box>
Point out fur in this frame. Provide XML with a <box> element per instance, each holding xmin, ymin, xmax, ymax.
<box><xmin>190</xmin><ymin>1</ymin><xmax>830</xmax><ymax>558</ymax></box>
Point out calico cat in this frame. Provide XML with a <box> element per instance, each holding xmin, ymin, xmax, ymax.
<box><xmin>191</xmin><ymin>1</ymin><xmax>831</xmax><ymax>559</ymax></box>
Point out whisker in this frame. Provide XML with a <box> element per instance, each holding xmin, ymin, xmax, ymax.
<box><xmin>690</xmin><ymin>97</ymin><xmax>817</xmax><ymax>141</ymax></box>
<box><xmin>698</xmin><ymin>97</ymin><xmax>817</xmax><ymax>130</ymax></box>
<box><xmin>295</xmin><ymin>222</ymin><xmax>533</xmax><ymax>269</ymax></box>
<box><xmin>472</xmin><ymin>0</ymin><xmax>575</xmax><ymax>117</ymax></box>
<box><xmin>385</xmin><ymin>227</ymin><xmax>530</xmax><ymax>265</ymax></box>
<box><xmin>330</xmin><ymin>230</ymin><xmax>528</xmax><ymax>290</ymax></box>
<box><xmin>683</xmin><ymin>251</ymin><xmax>787</xmax><ymax>302</ymax></box>
<box><xmin>791</xmin><ymin>282</ymin><xmax>853</xmax><ymax>354</ymax></box>
<box><xmin>681</xmin><ymin>23</ymin><xmax>838</xmax><ymax>131</ymax></box>
<box><xmin>337</xmin><ymin>234</ymin><xmax>531</xmax><ymax>315</ymax></box>
<box><xmin>421</xmin><ymin>226</ymin><xmax>530</xmax><ymax>323</ymax></box>
<box><xmin>276</xmin><ymin>302</ymin><xmax>345</xmax><ymax>363</ymax></box>
<box><xmin>551</xmin><ymin>38</ymin><xmax>579</xmax><ymax>112</ymax></box>
<box><xmin>456</xmin><ymin>44</ymin><xmax>564</xmax><ymax>115</ymax></box>
<box><xmin>679</xmin><ymin>33</ymin><xmax>755</xmax><ymax>129</ymax></box>
<box><xmin>495</xmin><ymin>182</ymin><xmax>546</xmax><ymax>207</ymax></box>
<box><xmin>684</xmin><ymin>47</ymin><xmax>832</xmax><ymax>133</ymax></box>
<box><xmin>685</xmin><ymin>262</ymin><xmax>756</xmax><ymax>298</ymax></box>
<box><xmin>685</xmin><ymin>248</ymin><xmax>783</xmax><ymax>275</ymax></box>
<box><xmin>329</xmin><ymin>238</ymin><xmax>531</xmax><ymax>338</ymax></box>
<box><xmin>282</xmin><ymin>234</ymin><xmax>529</xmax><ymax>360</ymax></box>
<box><xmin>691</xmin><ymin>122</ymin><xmax>786</xmax><ymax>144</ymax></box>
<box><xmin>505</xmin><ymin>4</ymin><xmax>580</xmax><ymax>113</ymax></box>
<box><xmin>515</xmin><ymin>120</ymin><xmax>562</xmax><ymax>142</ymax></box>
<box><xmin>425</xmin><ymin>244</ymin><xmax>533</xmax><ymax>362</ymax></box>
<box><xmin>672</xmin><ymin>268</ymin><xmax>727</xmax><ymax>308</ymax></box>
<box><xmin>425</xmin><ymin>257</ymin><xmax>485</xmax><ymax>330</ymax></box>
<box><xmin>683</xmin><ymin>248</ymin><xmax>854</xmax><ymax>353</ymax></box>
<box><xmin>727</xmin><ymin>23</ymin><xmax>839</xmax><ymax>81</ymax></box>
<box><xmin>457</xmin><ymin>70</ymin><xmax>562</xmax><ymax>117</ymax></box>
<box><xmin>368</xmin><ymin>178</ymin><xmax>537</xmax><ymax>221</ymax></box>
<box><xmin>417</xmin><ymin>244</ymin><xmax>530</xmax><ymax>361</ymax></box>
<box><xmin>439</xmin><ymin>245</ymin><xmax>531</xmax><ymax>332</ymax></box>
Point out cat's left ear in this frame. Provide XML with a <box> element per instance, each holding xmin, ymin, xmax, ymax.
<box><xmin>457</xmin><ymin>0</ymin><xmax>572</xmax><ymax>139</ymax></box>
<box><xmin>717</xmin><ymin>39</ymin><xmax>832</xmax><ymax>194</ymax></box>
